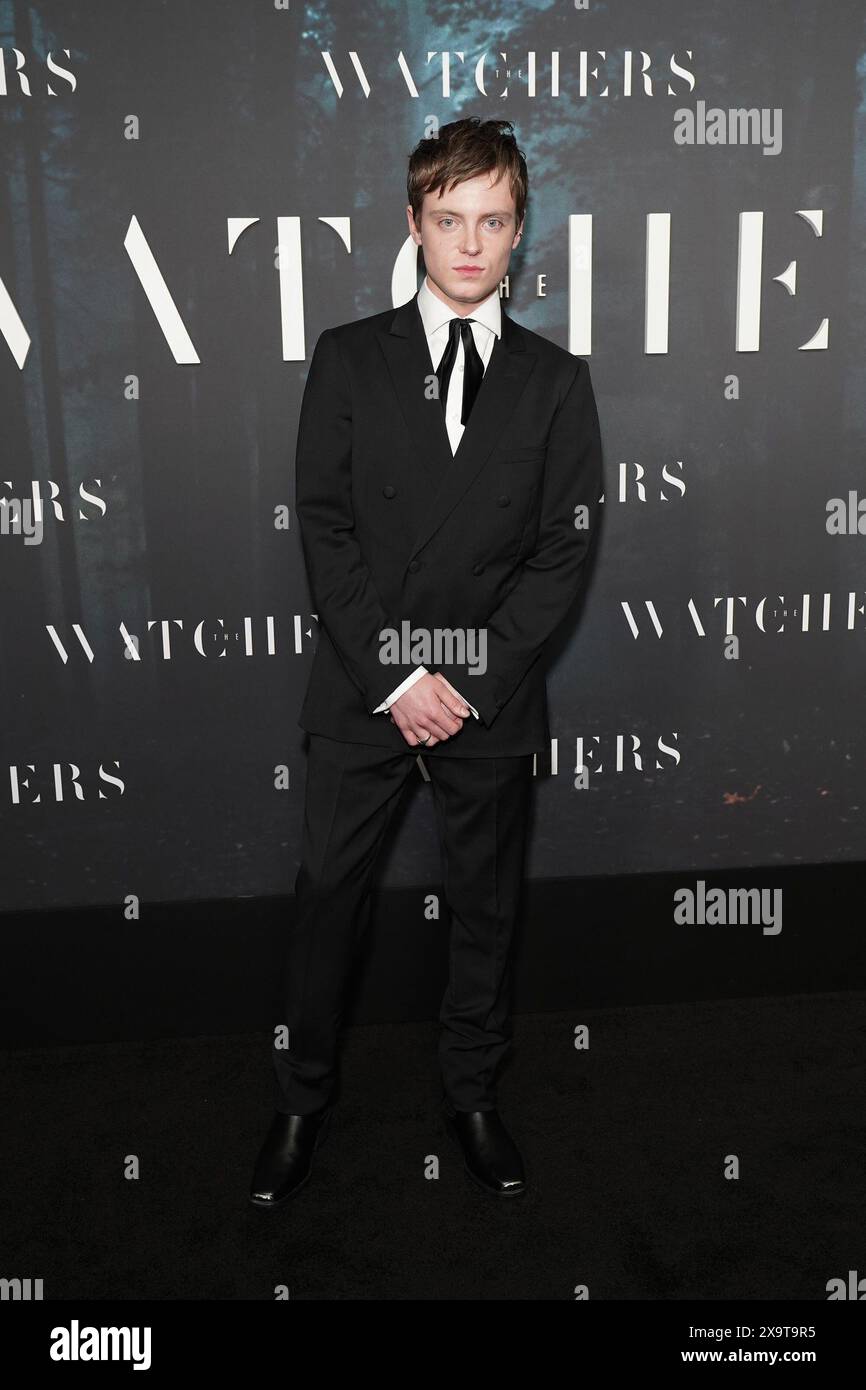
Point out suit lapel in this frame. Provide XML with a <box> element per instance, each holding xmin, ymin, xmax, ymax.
<box><xmin>375</xmin><ymin>295</ymin><xmax>537</xmax><ymax>560</ymax></box>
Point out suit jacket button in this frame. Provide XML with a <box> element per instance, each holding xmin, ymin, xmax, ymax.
<box><xmin>408</xmin><ymin>559</ymin><xmax>421</xmax><ymax>573</ymax></box>
<box><xmin>382</xmin><ymin>485</ymin><xmax>396</xmax><ymax>498</ymax></box>
<box><xmin>472</xmin><ymin>562</ymin><xmax>485</xmax><ymax>575</ymax></box>
<box><xmin>497</xmin><ymin>494</ymin><xmax>510</xmax><ymax>507</ymax></box>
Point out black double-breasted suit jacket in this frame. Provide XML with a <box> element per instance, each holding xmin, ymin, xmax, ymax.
<box><xmin>294</xmin><ymin>294</ymin><xmax>603</xmax><ymax>757</ymax></box>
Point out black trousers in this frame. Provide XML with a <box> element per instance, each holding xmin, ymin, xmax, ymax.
<box><xmin>272</xmin><ymin>732</ymin><xmax>534</xmax><ymax>1115</ymax></box>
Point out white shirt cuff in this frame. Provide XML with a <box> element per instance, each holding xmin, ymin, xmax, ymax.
<box><xmin>372</xmin><ymin>666</ymin><xmax>428</xmax><ymax>713</ymax></box>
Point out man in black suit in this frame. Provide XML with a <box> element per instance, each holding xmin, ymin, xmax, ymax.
<box><xmin>250</xmin><ymin>117</ymin><xmax>602</xmax><ymax>1205</ymax></box>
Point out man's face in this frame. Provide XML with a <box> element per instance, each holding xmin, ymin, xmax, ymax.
<box><xmin>406</xmin><ymin>169</ymin><xmax>523</xmax><ymax>316</ymax></box>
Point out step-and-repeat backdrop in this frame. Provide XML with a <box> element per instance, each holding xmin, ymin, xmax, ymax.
<box><xmin>2</xmin><ymin>0</ymin><xmax>865</xmax><ymax>909</ymax></box>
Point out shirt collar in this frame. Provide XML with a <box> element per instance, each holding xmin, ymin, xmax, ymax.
<box><xmin>416</xmin><ymin>273</ymin><xmax>502</xmax><ymax>341</ymax></box>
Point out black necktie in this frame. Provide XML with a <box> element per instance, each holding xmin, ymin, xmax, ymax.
<box><xmin>436</xmin><ymin>316</ymin><xmax>485</xmax><ymax>425</ymax></box>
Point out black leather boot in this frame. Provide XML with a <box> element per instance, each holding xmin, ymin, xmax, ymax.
<box><xmin>249</xmin><ymin>1106</ymin><xmax>332</xmax><ymax>1207</ymax></box>
<box><xmin>442</xmin><ymin>1103</ymin><xmax>527</xmax><ymax>1196</ymax></box>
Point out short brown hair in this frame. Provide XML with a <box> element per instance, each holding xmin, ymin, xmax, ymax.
<box><xmin>407</xmin><ymin>117</ymin><xmax>528</xmax><ymax>230</ymax></box>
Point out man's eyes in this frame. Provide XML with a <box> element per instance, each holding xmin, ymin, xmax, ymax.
<box><xmin>438</xmin><ymin>218</ymin><xmax>505</xmax><ymax>230</ymax></box>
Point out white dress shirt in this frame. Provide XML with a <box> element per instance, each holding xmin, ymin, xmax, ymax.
<box><xmin>372</xmin><ymin>274</ymin><xmax>502</xmax><ymax>721</ymax></box>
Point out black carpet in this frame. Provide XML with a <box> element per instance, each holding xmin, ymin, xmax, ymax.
<box><xmin>1</xmin><ymin>991</ymin><xmax>863</xmax><ymax>1300</ymax></box>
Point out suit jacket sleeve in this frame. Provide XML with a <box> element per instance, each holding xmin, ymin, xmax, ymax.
<box><xmin>455</xmin><ymin>356</ymin><xmax>603</xmax><ymax>728</ymax></box>
<box><xmin>294</xmin><ymin>327</ymin><xmax>421</xmax><ymax>712</ymax></box>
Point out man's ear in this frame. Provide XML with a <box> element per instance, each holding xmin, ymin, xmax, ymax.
<box><xmin>406</xmin><ymin>204</ymin><xmax>422</xmax><ymax>244</ymax></box>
